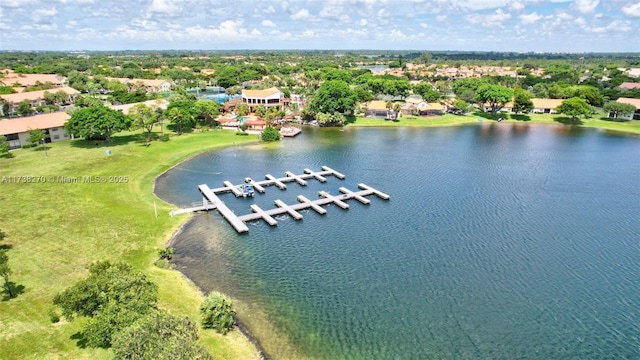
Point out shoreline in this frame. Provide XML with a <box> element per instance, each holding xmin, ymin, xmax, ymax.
<box><xmin>165</xmin><ymin>216</ymin><xmax>271</xmax><ymax>359</ymax></box>
<box><xmin>155</xmin><ymin>143</ymin><xmax>272</xmax><ymax>360</ymax></box>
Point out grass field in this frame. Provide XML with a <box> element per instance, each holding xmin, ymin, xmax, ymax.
<box><xmin>0</xmin><ymin>129</ymin><xmax>262</xmax><ymax>360</ymax></box>
<box><xmin>349</xmin><ymin>111</ymin><xmax>640</xmax><ymax>134</ymax></box>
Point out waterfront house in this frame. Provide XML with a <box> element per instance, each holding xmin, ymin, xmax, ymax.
<box><xmin>241</xmin><ymin>87</ymin><xmax>289</xmax><ymax>111</ymax></box>
<box><xmin>613</xmin><ymin>98</ymin><xmax>640</xmax><ymax>120</ymax></box>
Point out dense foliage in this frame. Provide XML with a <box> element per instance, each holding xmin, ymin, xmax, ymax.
<box><xmin>65</xmin><ymin>105</ymin><xmax>131</xmax><ymax>142</ymax></box>
<box><xmin>260</xmin><ymin>126</ymin><xmax>281</xmax><ymax>141</ymax></box>
<box><xmin>52</xmin><ymin>261</ymin><xmax>159</xmax><ymax>348</ymax></box>
<box><xmin>556</xmin><ymin>97</ymin><xmax>593</xmax><ymax>123</ymax></box>
<box><xmin>200</xmin><ymin>291</ymin><xmax>236</xmax><ymax>335</ymax></box>
<box><xmin>112</xmin><ymin>311</ymin><xmax>213</xmax><ymax>360</ymax></box>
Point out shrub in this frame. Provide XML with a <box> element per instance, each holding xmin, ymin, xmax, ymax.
<box><xmin>260</xmin><ymin>126</ymin><xmax>281</xmax><ymax>142</ymax></box>
<box><xmin>200</xmin><ymin>291</ymin><xmax>235</xmax><ymax>335</ymax></box>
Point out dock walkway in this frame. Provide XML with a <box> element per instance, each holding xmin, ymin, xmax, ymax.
<box><xmin>170</xmin><ymin>167</ymin><xmax>389</xmax><ymax>233</ymax></box>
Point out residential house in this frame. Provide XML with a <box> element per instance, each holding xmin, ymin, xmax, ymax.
<box><xmin>613</xmin><ymin>98</ymin><xmax>640</xmax><ymax>120</ymax></box>
<box><xmin>0</xmin><ymin>86</ymin><xmax>80</xmax><ymax>116</ymax></box>
<box><xmin>108</xmin><ymin>99</ymin><xmax>168</xmax><ymax>114</ymax></box>
<box><xmin>0</xmin><ymin>112</ymin><xmax>71</xmax><ymax>149</ymax></box>
<box><xmin>242</xmin><ymin>116</ymin><xmax>266</xmax><ymax>131</ymax></box>
<box><xmin>416</xmin><ymin>102</ymin><xmax>445</xmax><ymax>116</ymax></box>
<box><xmin>106</xmin><ymin>78</ymin><xmax>172</xmax><ymax>93</ymax></box>
<box><xmin>618</xmin><ymin>68</ymin><xmax>640</xmax><ymax>78</ymax></box>
<box><xmin>1</xmin><ymin>71</ymin><xmax>67</xmax><ymax>88</ymax></box>
<box><xmin>618</xmin><ymin>82</ymin><xmax>640</xmax><ymax>91</ymax></box>
<box><xmin>500</xmin><ymin>98</ymin><xmax>564</xmax><ymax>114</ymax></box>
<box><xmin>241</xmin><ymin>87</ymin><xmax>289</xmax><ymax>111</ymax></box>
<box><xmin>364</xmin><ymin>100</ymin><xmax>395</xmax><ymax>119</ymax></box>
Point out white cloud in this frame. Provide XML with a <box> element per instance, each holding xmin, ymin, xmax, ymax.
<box><xmin>622</xmin><ymin>2</ymin><xmax>640</xmax><ymax>18</ymax></box>
<box><xmin>606</xmin><ymin>20</ymin><xmax>632</xmax><ymax>32</ymax></box>
<box><xmin>65</xmin><ymin>20</ymin><xmax>78</xmax><ymax>29</ymax></box>
<box><xmin>33</xmin><ymin>7</ymin><xmax>58</xmax><ymax>17</ymax></box>
<box><xmin>520</xmin><ymin>12</ymin><xmax>542</xmax><ymax>24</ymax></box>
<box><xmin>1</xmin><ymin>0</ymin><xmax>37</xmax><ymax>7</ymax></box>
<box><xmin>251</xmin><ymin>28</ymin><xmax>261</xmax><ymax>36</ymax></box>
<box><xmin>265</xmin><ymin>5</ymin><xmax>276</xmax><ymax>13</ymax></box>
<box><xmin>420</xmin><ymin>23</ymin><xmax>430</xmax><ymax>28</ymax></box>
<box><xmin>291</xmin><ymin>9</ymin><xmax>311</xmax><ymax>20</ymax></box>
<box><xmin>436</xmin><ymin>15</ymin><xmax>447</xmax><ymax>21</ymax></box>
<box><xmin>359</xmin><ymin>19</ymin><xmax>368</xmax><ymax>26</ymax></box>
<box><xmin>510</xmin><ymin>1</ymin><xmax>525</xmax><ymax>11</ymax></box>
<box><xmin>466</xmin><ymin>8</ymin><xmax>512</xmax><ymax>27</ymax></box>
<box><xmin>148</xmin><ymin>0</ymin><xmax>180</xmax><ymax>14</ymax></box>
<box><xmin>262</xmin><ymin>19</ymin><xmax>276</xmax><ymax>27</ymax></box>
<box><xmin>572</xmin><ymin>0</ymin><xmax>599</xmax><ymax>14</ymax></box>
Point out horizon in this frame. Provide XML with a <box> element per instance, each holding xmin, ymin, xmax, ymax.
<box><xmin>1</xmin><ymin>0</ymin><xmax>639</xmax><ymax>53</ymax></box>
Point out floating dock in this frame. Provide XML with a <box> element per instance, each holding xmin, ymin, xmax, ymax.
<box><xmin>170</xmin><ymin>167</ymin><xmax>389</xmax><ymax>233</ymax></box>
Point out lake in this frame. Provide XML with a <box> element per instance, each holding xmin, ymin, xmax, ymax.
<box><xmin>155</xmin><ymin>124</ymin><xmax>640</xmax><ymax>359</ymax></box>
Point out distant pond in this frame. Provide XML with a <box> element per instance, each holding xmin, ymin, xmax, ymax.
<box><xmin>155</xmin><ymin>124</ymin><xmax>640</xmax><ymax>359</ymax></box>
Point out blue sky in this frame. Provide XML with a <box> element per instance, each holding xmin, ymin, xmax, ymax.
<box><xmin>0</xmin><ymin>0</ymin><xmax>639</xmax><ymax>52</ymax></box>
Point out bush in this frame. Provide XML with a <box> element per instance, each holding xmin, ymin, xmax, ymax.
<box><xmin>158</xmin><ymin>247</ymin><xmax>175</xmax><ymax>260</ymax></box>
<box><xmin>260</xmin><ymin>127</ymin><xmax>281</xmax><ymax>142</ymax></box>
<box><xmin>200</xmin><ymin>291</ymin><xmax>235</xmax><ymax>335</ymax></box>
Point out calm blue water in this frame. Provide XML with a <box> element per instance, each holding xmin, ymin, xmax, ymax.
<box><xmin>156</xmin><ymin>124</ymin><xmax>640</xmax><ymax>359</ymax></box>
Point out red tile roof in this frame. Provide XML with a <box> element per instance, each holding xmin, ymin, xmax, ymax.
<box><xmin>0</xmin><ymin>112</ymin><xmax>69</xmax><ymax>135</ymax></box>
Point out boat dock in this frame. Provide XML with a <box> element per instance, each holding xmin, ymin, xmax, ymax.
<box><xmin>170</xmin><ymin>167</ymin><xmax>389</xmax><ymax>233</ymax></box>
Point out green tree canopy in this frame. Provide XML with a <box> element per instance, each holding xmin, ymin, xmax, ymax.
<box><xmin>475</xmin><ymin>84</ymin><xmax>514</xmax><ymax>116</ymax></box>
<box><xmin>512</xmin><ymin>88</ymin><xmax>534</xmax><ymax>114</ymax></box>
<box><xmin>193</xmin><ymin>100</ymin><xmax>219</xmax><ymax>127</ymax></box>
<box><xmin>309</xmin><ymin>80</ymin><xmax>357</xmax><ymax>115</ymax></box>
<box><xmin>112</xmin><ymin>311</ymin><xmax>213</xmax><ymax>360</ymax></box>
<box><xmin>0</xmin><ymin>135</ymin><xmax>11</xmax><ymax>156</ymax></box>
<box><xmin>129</xmin><ymin>103</ymin><xmax>158</xmax><ymax>141</ymax></box>
<box><xmin>26</xmin><ymin>129</ymin><xmax>48</xmax><ymax>147</ymax></box>
<box><xmin>200</xmin><ymin>291</ymin><xmax>236</xmax><ymax>335</ymax></box>
<box><xmin>0</xmin><ymin>249</ymin><xmax>13</xmax><ymax>298</ymax></box>
<box><xmin>65</xmin><ymin>105</ymin><xmax>131</xmax><ymax>142</ymax></box>
<box><xmin>413</xmin><ymin>83</ymin><xmax>440</xmax><ymax>102</ymax></box>
<box><xmin>556</xmin><ymin>97</ymin><xmax>592</xmax><ymax>123</ymax></box>
<box><xmin>260</xmin><ymin>126</ymin><xmax>281</xmax><ymax>142</ymax></box>
<box><xmin>52</xmin><ymin>261</ymin><xmax>158</xmax><ymax>348</ymax></box>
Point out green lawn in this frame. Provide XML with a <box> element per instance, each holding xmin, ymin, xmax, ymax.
<box><xmin>0</xmin><ymin>129</ymin><xmax>261</xmax><ymax>360</ymax></box>
<box><xmin>349</xmin><ymin>111</ymin><xmax>640</xmax><ymax>134</ymax></box>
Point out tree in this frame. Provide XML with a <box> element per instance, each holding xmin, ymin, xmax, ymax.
<box><xmin>452</xmin><ymin>99</ymin><xmax>469</xmax><ymax>113</ymax></box>
<box><xmin>112</xmin><ymin>311</ymin><xmax>213</xmax><ymax>360</ymax></box>
<box><xmin>16</xmin><ymin>100</ymin><xmax>34</xmax><ymax>117</ymax></box>
<box><xmin>26</xmin><ymin>129</ymin><xmax>48</xmax><ymax>147</ymax></box>
<box><xmin>414</xmin><ymin>83</ymin><xmax>440</xmax><ymax>102</ymax></box>
<box><xmin>193</xmin><ymin>100</ymin><xmax>220</xmax><ymax>126</ymax></box>
<box><xmin>475</xmin><ymin>84</ymin><xmax>514</xmax><ymax>116</ymax></box>
<box><xmin>0</xmin><ymin>249</ymin><xmax>13</xmax><ymax>298</ymax></box>
<box><xmin>309</xmin><ymin>80</ymin><xmax>357</xmax><ymax>115</ymax></box>
<box><xmin>165</xmin><ymin>106</ymin><xmax>194</xmax><ymax>135</ymax></box>
<box><xmin>0</xmin><ymin>135</ymin><xmax>10</xmax><ymax>157</ymax></box>
<box><xmin>254</xmin><ymin>105</ymin><xmax>267</xmax><ymax>118</ymax></box>
<box><xmin>556</xmin><ymin>97</ymin><xmax>592</xmax><ymax>123</ymax></box>
<box><xmin>200</xmin><ymin>291</ymin><xmax>236</xmax><ymax>335</ymax></box>
<box><xmin>261</xmin><ymin>126</ymin><xmax>281</xmax><ymax>142</ymax></box>
<box><xmin>129</xmin><ymin>103</ymin><xmax>157</xmax><ymax>141</ymax></box>
<box><xmin>52</xmin><ymin>261</ymin><xmax>158</xmax><ymax>348</ymax></box>
<box><xmin>603</xmin><ymin>101</ymin><xmax>636</xmax><ymax>119</ymax></box>
<box><xmin>65</xmin><ymin>105</ymin><xmax>131</xmax><ymax>142</ymax></box>
<box><xmin>235</xmin><ymin>103</ymin><xmax>250</xmax><ymax>117</ymax></box>
<box><xmin>512</xmin><ymin>89</ymin><xmax>534</xmax><ymax>114</ymax></box>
